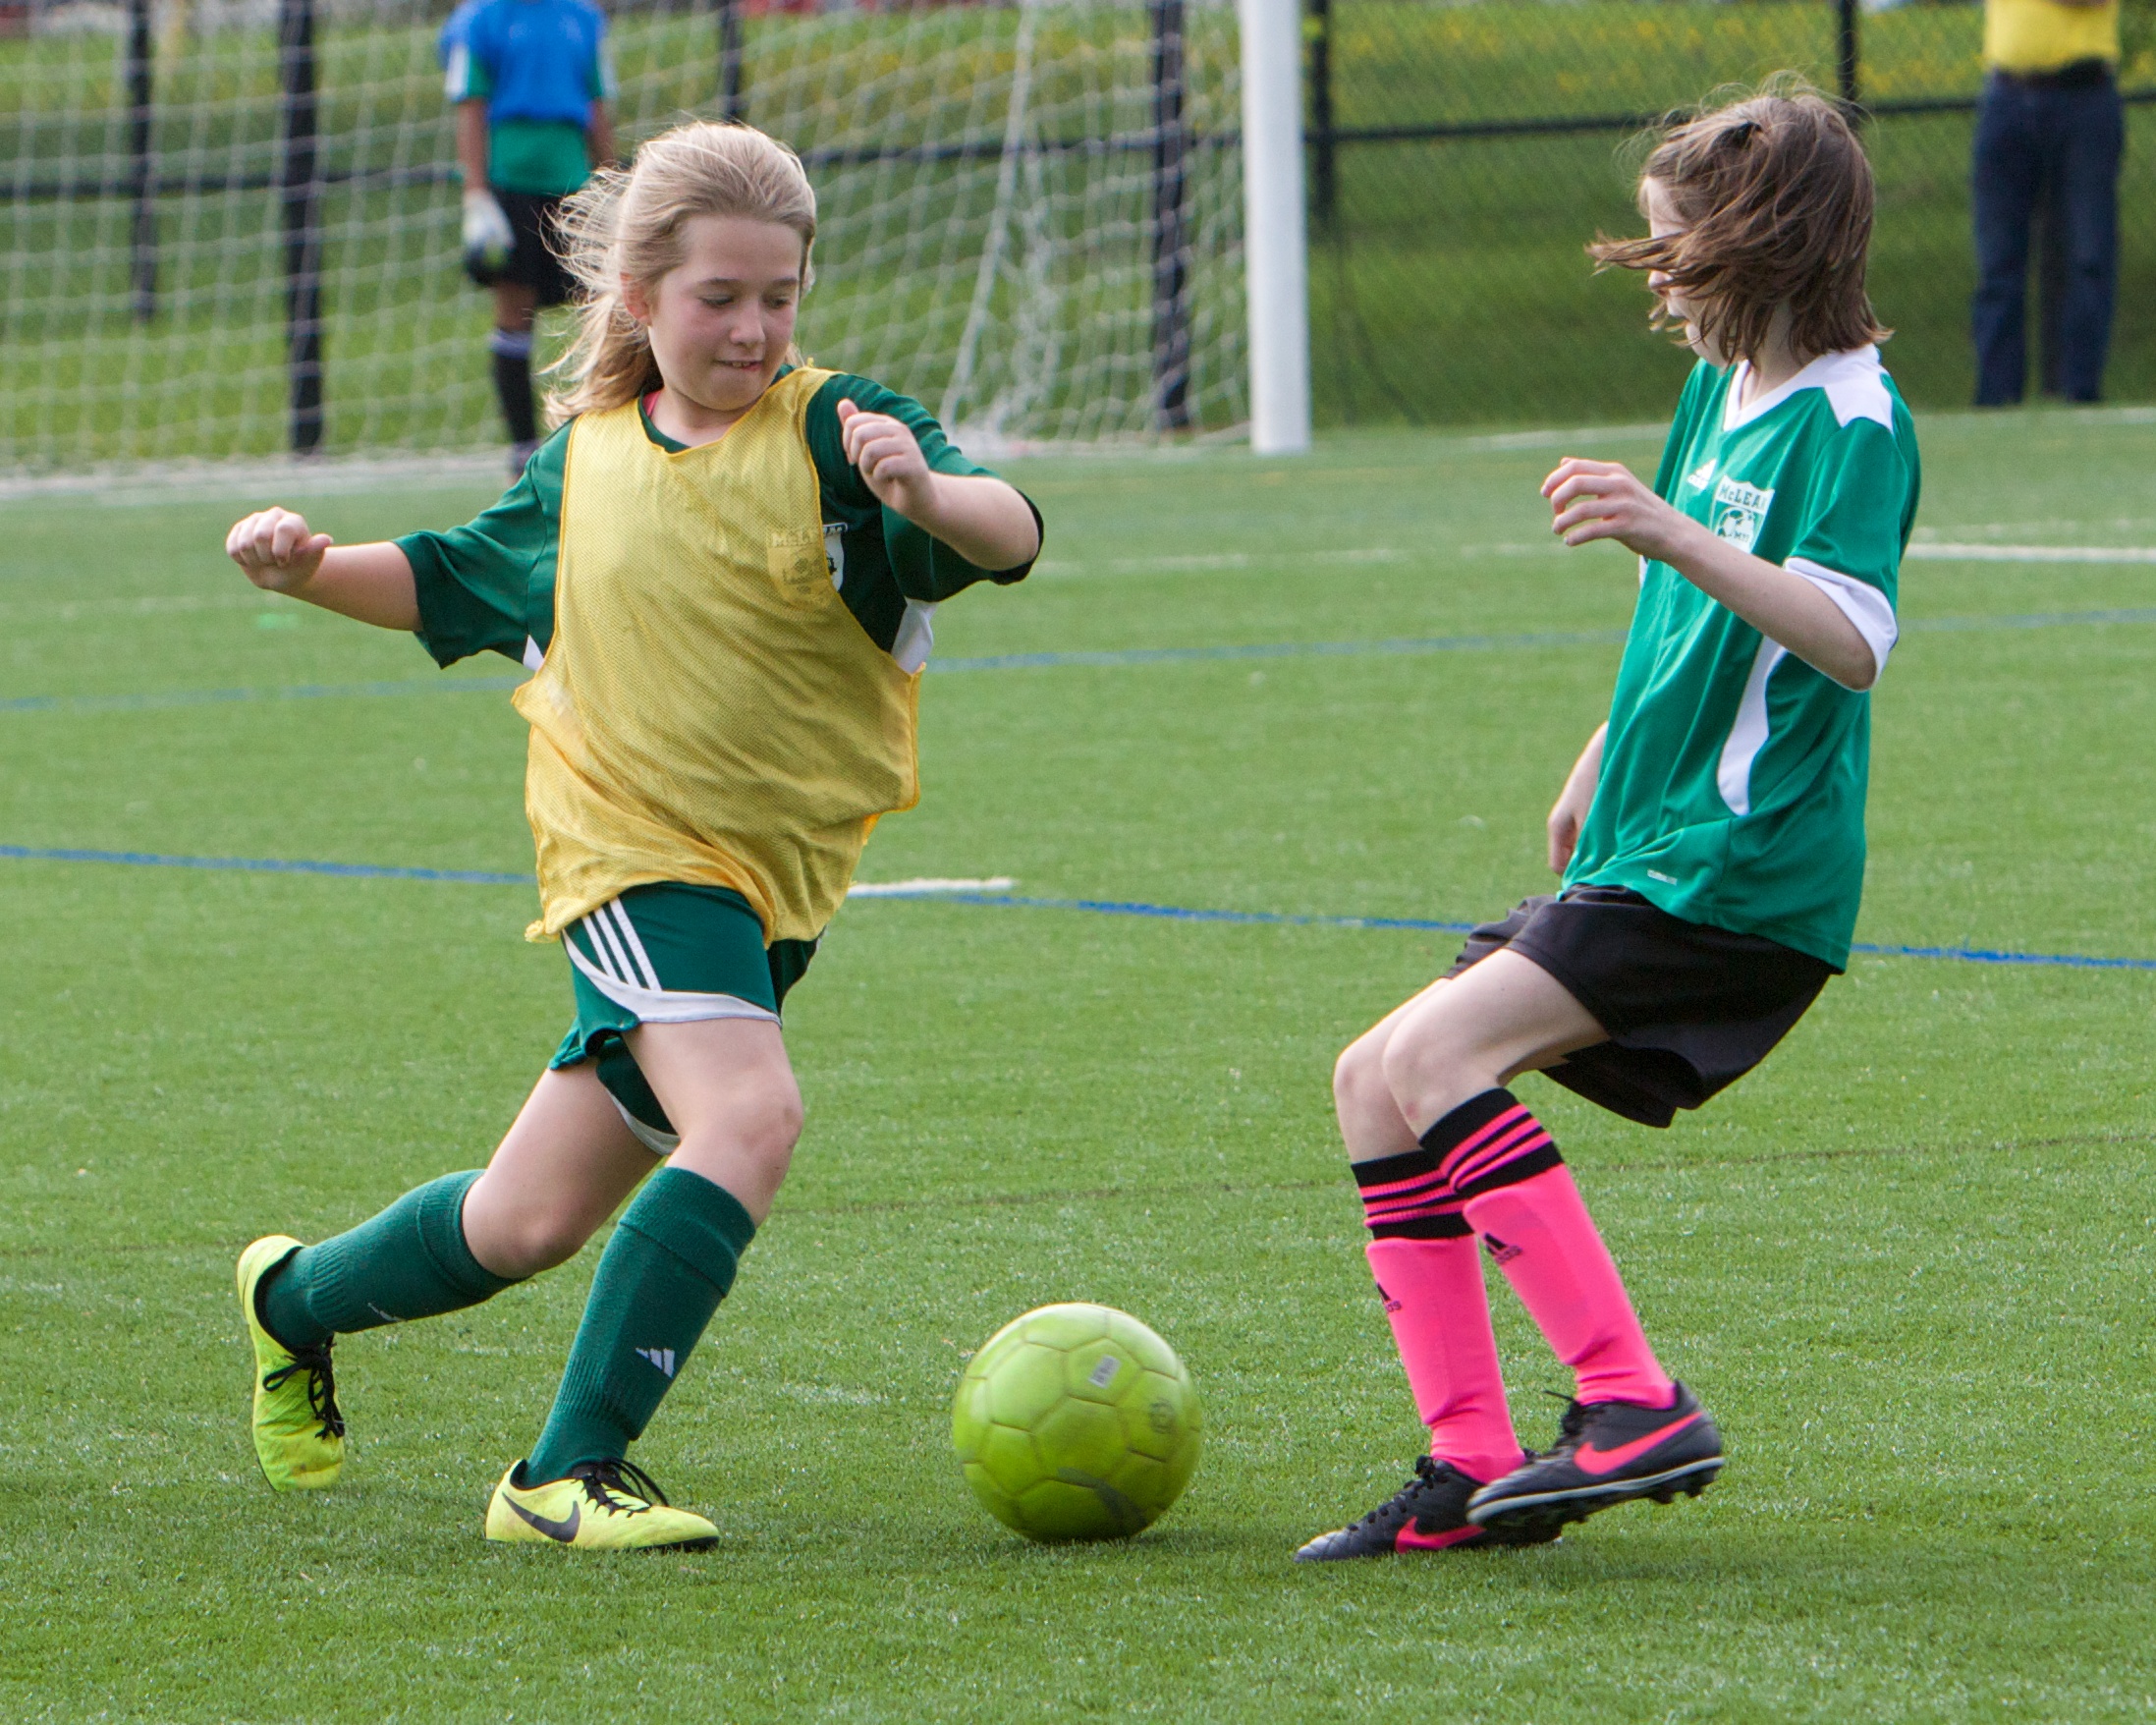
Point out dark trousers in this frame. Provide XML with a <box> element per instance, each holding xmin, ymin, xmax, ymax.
<box><xmin>1970</xmin><ymin>70</ymin><xmax>2124</xmax><ymax>405</ymax></box>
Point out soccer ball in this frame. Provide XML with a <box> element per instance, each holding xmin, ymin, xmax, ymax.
<box><xmin>951</xmin><ymin>1302</ymin><xmax>1201</xmax><ymax>1542</ymax></box>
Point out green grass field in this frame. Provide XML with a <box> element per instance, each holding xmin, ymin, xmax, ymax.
<box><xmin>5</xmin><ymin>410</ymin><xmax>2156</xmax><ymax>1720</ymax></box>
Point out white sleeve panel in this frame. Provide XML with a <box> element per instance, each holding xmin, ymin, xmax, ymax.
<box><xmin>1785</xmin><ymin>556</ymin><xmax>1898</xmax><ymax>691</ymax></box>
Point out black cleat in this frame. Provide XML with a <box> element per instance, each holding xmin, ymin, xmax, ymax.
<box><xmin>1295</xmin><ymin>1455</ymin><xmax>1561</xmax><ymax>1562</ymax></box>
<box><xmin>1465</xmin><ymin>1381</ymin><xmax>1723</xmax><ymax>1537</ymax></box>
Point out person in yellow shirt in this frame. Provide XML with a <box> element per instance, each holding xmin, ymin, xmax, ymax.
<box><xmin>220</xmin><ymin>122</ymin><xmax>1043</xmax><ymax>1551</ymax></box>
<box><xmin>1971</xmin><ymin>0</ymin><xmax>2124</xmax><ymax>404</ymax></box>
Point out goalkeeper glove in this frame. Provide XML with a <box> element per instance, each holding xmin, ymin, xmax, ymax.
<box><xmin>462</xmin><ymin>189</ymin><xmax>514</xmax><ymax>278</ymax></box>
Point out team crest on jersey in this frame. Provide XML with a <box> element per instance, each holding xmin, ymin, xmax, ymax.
<box><xmin>823</xmin><ymin>522</ymin><xmax>847</xmax><ymax>590</ymax></box>
<box><xmin>1710</xmin><ymin>475</ymin><xmax>1774</xmax><ymax>552</ymax></box>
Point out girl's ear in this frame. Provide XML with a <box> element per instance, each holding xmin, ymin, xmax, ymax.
<box><xmin>620</xmin><ymin>274</ymin><xmax>651</xmax><ymax>323</ymax></box>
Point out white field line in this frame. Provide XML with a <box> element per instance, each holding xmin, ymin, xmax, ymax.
<box><xmin>0</xmin><ymin>451</ymin><xmax>510</xmax><ymax>505</ymax></box>
<box><xmin>847</xmin><ymin>876</ymin><xmax>1016</xmax><ymax>898</ymax></box>
<box><xmin>1907</xmin><ymin>543</ymin><xmax>2156</xmax><ymax>565</ymax></box>
<box><xmin>1463</xmin><ymin>423</ymin><xmax>1669</xmax><ymax>451</ymax></box>
<box><xmin>1035</xmin><ymin>545</ymin><xmax>1417</xmax><ymax>578</ymax></box>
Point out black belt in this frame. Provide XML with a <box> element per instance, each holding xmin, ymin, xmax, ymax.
<box><xmin>1991</xmin><ymin>59</ymin><xmax>2115</xmax><ymax>90</ymax></box>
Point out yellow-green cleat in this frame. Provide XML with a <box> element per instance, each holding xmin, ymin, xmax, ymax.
<box><xmin>236</xmin><ymin>1234</ymin><xmax>345</xmax><ymax>1491</ymax></box>
<box><xmin>485</xmin><ymin>1459</ymin><xmax>719</xmax><ymax>1552</ymax></box>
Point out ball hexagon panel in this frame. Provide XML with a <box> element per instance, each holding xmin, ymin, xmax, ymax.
<box><xmin>983</xmin><ymin>1341</ymin><xmax>1071</xmax><ymax>1431</ymax></box>
<box><xmin>1118</xmin><ymin>1368</ymin><xmax>1195</xmax><ymax>1463</ymax></box>
<box><xmin>973</xmin><ymin>1419</ymin><xmax>1045</xmax><ymax>1502</ymax></box>
<box><xmin>1031</xmin><ymin>1396</ymin><xmax>1128</xmax><ymax>1482</ymax></box>
<box><xmin>1061</xmin><ymin>1338</ymin><xmax>1136</xmax><ymax>1407</ymax></box>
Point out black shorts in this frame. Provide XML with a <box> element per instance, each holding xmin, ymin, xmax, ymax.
<box><xmin>1442</xmin><ymin>886</ymin><xmax>1836</xmax><ymax>1129</ymax></box>
<box><xmin>468</xmin><ymin>188</ymin><xmax>575</xmax><ymax>306</ymax></box>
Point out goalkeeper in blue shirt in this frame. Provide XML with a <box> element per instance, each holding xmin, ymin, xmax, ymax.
<box><xmin>442</xmin><ymin>0</ymin><xmax>616</xmax><ymax>473</ymax></box>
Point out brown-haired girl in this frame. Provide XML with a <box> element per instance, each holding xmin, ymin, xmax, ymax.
<box><xmin>1299</xmin><ymin>82</ymin><xmax>1919</xmax><ymax>1560</ymax></box>
<box><xmin>223</xmin><ymin>121</ymin><xmax>1041</xmax><ymax>1550</ymax></box>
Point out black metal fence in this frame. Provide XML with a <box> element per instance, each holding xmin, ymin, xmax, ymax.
<box><xmin>1303</xmin><ymin>0</ymin><xmax>2156</xmax><ymax>425</ymax></box>
<box><xmin>10</xmin><ymin>0</ymin><xmax>2155</xmax><ymax>464</ymax></box>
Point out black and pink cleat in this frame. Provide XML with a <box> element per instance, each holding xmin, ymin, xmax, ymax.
<box><xmin>1295</xmin><ymin>1455</ymin><xmax>1560</xmax><ymax>1562</ymax></box>
<box><xmin>1465</xmin><ymin>1381</ymin><xmax>1724</xmax><ymax>1537</ymax></box>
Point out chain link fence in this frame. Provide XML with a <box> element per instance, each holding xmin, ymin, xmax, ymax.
<box><xmin>1306</xmin><ymin>0</ymin><xmax>2156</xmax><ymax>426</ymax></box>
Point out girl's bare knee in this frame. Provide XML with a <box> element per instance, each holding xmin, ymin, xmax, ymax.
<box><xmin>1378</xmin><ymin>1019</ymin><xmax>1457</xmax><ymax>1114</ymax></box>
<box><xmin>1333</xmin><ymin>1032</ymin><xmax>1386</xmax><ymax>1113</ymax></box>
<box><xmin>491</xmin><ymin>1205</ymin><xmax>598</xmax><ymax>1278</ymax></box>
<box><xmin>465</xmin><ymin>1170</ymin><xmax>600</xmax><ymax>1278</ymax></box>
<box><xmin>524</xmin><ymin>1211</ymin><xmax>602</xmax><ymax>1274</ymax></box>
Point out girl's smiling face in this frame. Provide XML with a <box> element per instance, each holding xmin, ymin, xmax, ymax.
<box><xmin>624</xmin><ymin>214</ymin><xmax>805</xmax><ymax>421</ymax></box>
<box><xmin>1641</xmin><ymin>177</ymin><xmax>1719</xmax><ymax>364</ymax></box>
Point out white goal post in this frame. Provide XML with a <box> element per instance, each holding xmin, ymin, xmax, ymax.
<box><xmin>1236</xmin><ymin>0</ymin><xmax>1309</xmax><ymax>455</ymax></box>
<box><xmin>1</xmin><ymin>0</ymin><xmax>1310</xmax><ymax>473</ymax></box>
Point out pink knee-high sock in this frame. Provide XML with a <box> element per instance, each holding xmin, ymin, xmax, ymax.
<box><xmin>1354</xmin><ymin>1144</ymin><xmax>1523</xmax><ymax>1482</ymax></box>
<box><xmin>1462</xmin><ymin>1164</ymin><xmax>1672</xmax><ymax>1408</ymax></box>
<box><xmin>1364</xmin><ymin>1237</ymin><xmax>1524</xmax><ymax>1482</ymax></box>
<box><xmin>1421</xmin><ymin>1088</ymin><xmax>1673</xmax><ymax>1409</ymax></box>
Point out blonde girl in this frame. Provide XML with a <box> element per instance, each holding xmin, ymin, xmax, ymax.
<box><xmin>225</xmin><ymin>121</ymin><xmax>1041</xmax><ymax>1550</ymax></box>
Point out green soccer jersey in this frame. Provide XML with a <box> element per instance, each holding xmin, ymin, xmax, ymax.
<box><xmin>400</xmin><ymin>370</ymin><xmax>1038</xmax><ymax>673</ymax></box>
<box><xmin>1562</xmin><ymin>346</ymin><xmax>1920</xmax><ymax>970</ymax></box>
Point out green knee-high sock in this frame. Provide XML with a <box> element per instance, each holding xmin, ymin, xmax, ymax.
<box><xmin>525</xmin><ymin>1167</ymin><xmax>756</xmax><ymax>1481</ymax></box>
<box><xmin>259</xmin><ymin>1170</ymin><xmax>520</xmax><ymax>1349</ymax></box>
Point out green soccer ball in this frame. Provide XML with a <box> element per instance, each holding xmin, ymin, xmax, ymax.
<box><xmin>951</xmin><ymin>1302</ymin><xmax>1201</xmax><ymax>1542</ymax></box>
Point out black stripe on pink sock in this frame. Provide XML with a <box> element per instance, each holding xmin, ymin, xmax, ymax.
<box><xmin>1417</xmin><ymin>1087</ymin><xmax>1564</xmax><ymax>1200</ymax></box>
<box><xmin>1352</xmin><ymin>1147</ymin><xmax>1470</xmax><ymax>1240</ymax></box>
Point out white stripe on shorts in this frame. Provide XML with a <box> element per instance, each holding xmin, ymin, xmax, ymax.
<box><xmin>604</xmin><ymin>899</ymin><xmax>664</xmax><ymax>992</ymax></box>
<box><xmin>583</xmin><ymin>908</ymin><xmax>636</xmax><ymax>985</ymax></box>
<box><xmin>563</xmin><ymin>937</ymin><xmax>779</xmax><ymax>1026</ymax></box>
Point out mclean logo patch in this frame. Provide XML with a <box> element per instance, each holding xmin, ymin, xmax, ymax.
<box><xmin>635</xmin><ymin>1347</ymin><xmax>677</xmax><ymax>1378</ymax></box>
<box><xmin>823</xmin><ymin>522</ymin><xmax>848</xmax><ymax>591</ymax></box>
<box><xmin>1710</xmin><ymin>475</ymin><xmax>1775</xmax><ymax>553</ymax></box>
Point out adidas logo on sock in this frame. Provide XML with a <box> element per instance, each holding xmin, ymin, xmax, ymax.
<box><xmin>635</xmin><ymin>1347</ymin><xmax>677</xmax><ymax>1377</ymax></box>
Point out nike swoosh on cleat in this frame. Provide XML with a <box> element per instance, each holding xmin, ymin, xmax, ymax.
<box><xmin>507</xmin><ymin>1498</ymin><xmax>580</xmax><ymax>1543</ymax></box>
<box><xmin>1575</xmin><ymin>1413</ymin><xmax>1702</xmax><ymax>1476</ymax></box>
<box><xmin>1396</xmin><ymin>1523</ymin><xmax>1482</xmax><ymax>1551</ymax></box>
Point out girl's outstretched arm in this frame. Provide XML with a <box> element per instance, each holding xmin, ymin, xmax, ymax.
<box><xmin>1542</xmin><ymin>458</ymin><xmax>1879</xmax><ymax>691</ymax></box>
<box><xmin>227</xmin><ymin>507</ymin><xmax>420</xmax><ymax>632</ymax></box>
<box><xmin>837</xmin><ymin>400</ymin><xmax>1041</xmax><ymax>573</ymax></box>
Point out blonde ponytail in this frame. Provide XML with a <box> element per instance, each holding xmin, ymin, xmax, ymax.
<box><xmin>543</xmin><ymin>121</ymin><xmax>818</xmax><ymax>425</ymax></box>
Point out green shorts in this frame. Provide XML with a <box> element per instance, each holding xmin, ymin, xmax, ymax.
<box><xmin>548</xmin><ymin>883</ymin><xmax>816</xmax><ymax>1151</ymax></box>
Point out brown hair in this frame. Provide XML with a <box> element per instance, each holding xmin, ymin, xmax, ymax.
<box><xmin>1588</xmin><ymin>79</ymin><xmax>1888</xmax><ymax>366</ymax></box>
<box><xmin>544</xmin><ymin>121</ymin><xmax>818</xmax><ymax>424</ymax></box>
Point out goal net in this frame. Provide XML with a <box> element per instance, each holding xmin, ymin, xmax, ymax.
<box><xmin>2</xmin><ymin>0</ymin><xmax>1246</xmax><ymax>475</ymax></box>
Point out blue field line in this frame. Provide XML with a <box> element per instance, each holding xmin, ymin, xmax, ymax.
<box><xmin>0</xmin><ymin>843</ymin><xmax>529</xmax><ymax>886</ymax></box>
<box><xmin>9</xmin><ymin>605</ymin><xmax>2156</xmax><ymax>717</ymax></box>
<box><xmin>868</xmin><ymin>889</ymin><xmax>2156</xmax><ymax>971</ymax></box>
<box><xmin>1907</xmin><ymin>605</ymin><xmax>2156</xmax><ymax>637</ymax></box>
<box><xmin>6</xmin><ymin>842</ymin><xmax>2155</xmax><ymax>973</ymax></box>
